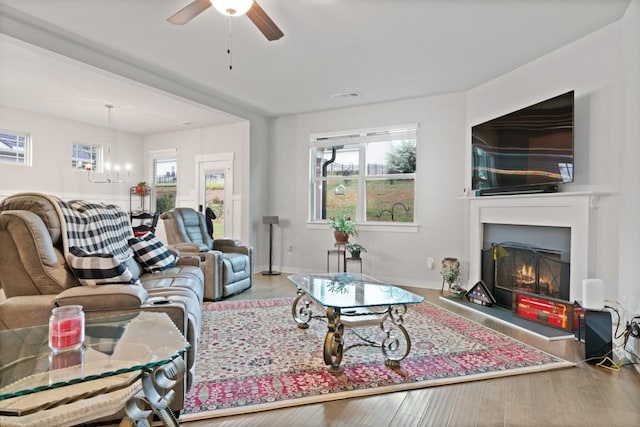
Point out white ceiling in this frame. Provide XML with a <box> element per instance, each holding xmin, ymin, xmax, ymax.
<box><xmin>0</xmin><ymin>0</ymin><xmax>631</xmax><ymax>135</ymax></box>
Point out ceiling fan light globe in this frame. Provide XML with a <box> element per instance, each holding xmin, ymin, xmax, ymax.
<box><xmin>212</xmin><ymin>0</ymin><xmax>253</xmax><ymax>16</ymax></box>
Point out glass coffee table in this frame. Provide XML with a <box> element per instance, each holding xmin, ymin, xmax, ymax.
<box><xmin>0</xmin><ymin>311</ymin><xmax>189</xmax><ymax>427</ymax></box>
<box><xmin>288</xmin><ymin>273</ymin><xmax>424</xmax><ymax>373</ymax></box>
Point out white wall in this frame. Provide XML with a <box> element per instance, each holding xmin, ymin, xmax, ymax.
<box><xmin>0</xmin><ymin>106</ymin><xmax>144</xmax><ymax>206</ymax></box>
<box><xmin>2</xmin><ymin>1</ymin><xmax>638</xmax><ymax>317</ymax></box>
<box><xmin>267</xmin><ymin>1</ymin><xmax>640</xmax><ymax>314</ymax></box>
<box><xmin>618</xmin><ymin>0</ymin><xmax>640</xmax><ymax>323</ymax></box>
<box><xmin>465</xmin><ymin>2</ymin><xmax>640</xmax><ymax>320</ymax></box>
<box><xmin>0</xmin><ymin>8</ymin><xmax>271</xmax><ymax>261</ymax></box>
<box><xmin>142</xmin><ymin>122</ymin><xmax>247</xmax><ymax>205</ymax></box>
<box><xmin>142</xmin><ymin>121</ymin><xmax>250</xmax><ymax>242</ymax></box>
<box><xmin>269</xmin><ymin>93</ymin><xmax>467</xmax><ymax>287</ymax></box>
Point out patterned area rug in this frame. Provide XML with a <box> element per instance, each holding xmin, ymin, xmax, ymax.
<box><xmin>182</xmin><ymin>298</ymin><xmax>573</xmax><ymax>420</ymax></box>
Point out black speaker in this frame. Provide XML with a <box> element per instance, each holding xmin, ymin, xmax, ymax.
<box><xmin>584</xmin><ymin>310</ymin><xmax>612</xmax><ymax>363</ymax></box>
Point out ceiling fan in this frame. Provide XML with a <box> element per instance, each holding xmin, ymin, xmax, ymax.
<box><xmin>167</xmin><ymin>0</ymin><xmax>284</xmax><ymax>41</ymax></box>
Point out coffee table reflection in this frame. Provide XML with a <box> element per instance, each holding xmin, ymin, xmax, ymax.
<box><xmin>288</xmin><ymin>273</ymin><xmax>424</xmax><ymax>373</ymax></box>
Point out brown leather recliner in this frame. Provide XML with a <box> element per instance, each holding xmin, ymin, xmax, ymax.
<box><xmin>0</xmin><ymin>193</ymin><xmax>204</xmax><ymax>415</ymax></box>
<box><xmin>161</xmin><ymin>207</ymin><xmax>252</xmax><ymax>301</ymax></box>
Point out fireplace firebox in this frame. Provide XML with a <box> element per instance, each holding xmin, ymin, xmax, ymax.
<box><xmin>482</xmin><ymin>243</ymin><xmax>570</xmax><ymax>309</ymax></box>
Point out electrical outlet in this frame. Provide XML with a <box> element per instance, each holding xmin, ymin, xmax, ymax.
<box><xmin>287</xmin><ymin>245</ymin><xmax>293</xmax><ymax>254</ymax></box>
<box><xmin>427</xmin><ymin>257</ymin><xmax>434</xmax><ymax>269</ymax></box>
<box><xmin>613</xmin><ymin>345</ymin><xmax>626</xmax><ymax>364</ymax></box>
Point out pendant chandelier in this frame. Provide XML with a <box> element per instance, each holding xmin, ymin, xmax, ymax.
<box><xmin>87</xmin><ymin>104</ymin><xmax>131</xmax><ymax>183</ymax></box>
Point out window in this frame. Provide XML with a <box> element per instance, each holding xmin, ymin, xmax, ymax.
<box><xmin>71</xmin><ymin>142</ymin><xmax>100</xmax><ymax>170</ymax></box>
<box><xmin>0</xmin><ymin>129</ymin><xmax>31</xmax><ymax>165</ymax></box>
<box><xmin>153</xmin><ymin>156</ymin><xmax>177</xmax><ymax>214</ymax></box>
<box><xmin>310</xmin><ymin>125</ymin><xmax>417</xmax><ymax>224</ymax></box>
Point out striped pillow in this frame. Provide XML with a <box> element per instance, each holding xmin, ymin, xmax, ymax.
<box><xmin>67</xmin><ymin>247</ymin><xmax>139</xmax><ymax>286</ymax></box>
<box><xmin>128</xmin><ymin>232</ymin><xmax>176</xmax><ymax>273</ymax></box>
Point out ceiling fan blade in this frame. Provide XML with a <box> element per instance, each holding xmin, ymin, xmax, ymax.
<box><xmin>246</xmin><ymin>1</ymin><xmax>284</xmax><ymax>41</ymax></box>
<box><xmin>167</xmin><ymin>0</ymin><xmax>212</xmax><ymax>25</ymax></box>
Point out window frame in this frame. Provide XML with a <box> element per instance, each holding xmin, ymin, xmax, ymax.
<box><xmin>149</xmin><ymin>149</ymin><xmax>178</xmax><ymax>214</ymax></box>
<box><xmin>309</xmin><ymin>124</ymin><xmax>418</xmax><ymax>228</ymax></box>
<box><xmin>71</xmin><ymin>141</ymin><xmax>102</xmax><ymax>171</ymax></box>
<box><xmin>0</xmin><ymin>128</ymin><xmax>32</xmax><ymax>166</ymax></box>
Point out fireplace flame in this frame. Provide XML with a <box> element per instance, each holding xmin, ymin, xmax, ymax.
<box><xmin>520</xmin><ymin>264</ymin><xmax>534</xmax><ymax>277</ymax></box>
<box><xmin>514</xmin><ymin>263</ymin><xmax>536</xmax><ymax>286</ymax></box>
<box><xmin>518</xmin><ymin>264</ymin><xmax>534</xmax><ymax>280</ymax></box>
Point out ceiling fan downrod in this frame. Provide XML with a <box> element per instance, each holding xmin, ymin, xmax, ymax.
<box><xmin>227</xmin><ymin>17</ymin><xmax>233</xmax><ymax>70</ymax></box>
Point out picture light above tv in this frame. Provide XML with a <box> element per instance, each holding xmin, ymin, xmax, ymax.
<box><xmin>471</xmin><ymin>90</ymin><xmax>574</xmax><ymax>196</ymax></box>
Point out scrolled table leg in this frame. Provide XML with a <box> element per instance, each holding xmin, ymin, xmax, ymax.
<box><xmin>292</xmin><ymin>289</ymin><xmax>313</xmax><ymax>329</ymax></box>
<box><xmin>323</xmin><ymin>307</ymin><xmax>344</xmax><ymax>373</ymax></box>
<box><xmin>380</xmin><ymin>305</ymin><xmax>411</xmax><ymax>367</ymax></box>
<box><xmin>125</xmin><ymin>356</ymin><xmax>185</xmax><ymax>427</ymax></box>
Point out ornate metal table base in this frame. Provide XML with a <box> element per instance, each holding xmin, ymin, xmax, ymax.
<box><xmin>125</xmin><ymin>356</ymin><xmax>186</xmax><ymax>427</ymax></box>
<box><xmin>292</xmin><ymin>291</ymin><xmax>412</xmax><ymax>373</ymax></box>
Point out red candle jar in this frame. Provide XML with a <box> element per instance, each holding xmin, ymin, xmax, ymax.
<box><xmin>48</xmin><ymin>305</ymin><xmax>85</xmax><ymax>353</ymax></box>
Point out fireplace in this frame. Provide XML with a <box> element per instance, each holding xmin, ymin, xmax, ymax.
<box><xmin>482</xmin><ymin>243</ymin><xmax>570</xmax><ymax>309</ymax></box>
<box><xmin>467</xmin><ymin>193</ymin><xmax>599</xmax><ymax>331</ymax></box>
<box><xmin>468</xmin><ymin>193</ymin><xmax>599</xmax><ymax>304</ymax></box>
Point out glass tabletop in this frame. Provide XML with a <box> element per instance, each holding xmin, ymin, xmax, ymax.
<box><xmin>0</xmin><ymin>311</ymin><xmax>189</xmax><ymax>414</ymax></box>
<box><xmin>288</xmin><ymin>273</ymin><xmax>424</xmax><ymax>309</ymax></box>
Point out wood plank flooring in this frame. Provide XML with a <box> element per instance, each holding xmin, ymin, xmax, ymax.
<box><xmin>184</xmin><ymin>274</ymin><xmax>640</xmax><ymax>427</ymax></box>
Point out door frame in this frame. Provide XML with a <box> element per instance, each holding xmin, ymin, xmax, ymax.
<box><xmin>196</xmin><ymin>153</ymin><xmax>234</xmax><ymax>238</ymax></box>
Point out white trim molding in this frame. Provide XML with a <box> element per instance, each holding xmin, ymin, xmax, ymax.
<box><xmin>467</xmin><ymin>192</ymin><xmax>605</xmax><ymax>302</ymax></box>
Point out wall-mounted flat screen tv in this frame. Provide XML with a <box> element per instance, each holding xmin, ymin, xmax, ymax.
<box><xmin>471</xmin><ymin>91</ymin><xmax>574</xmax><ymax>193</ymax></box>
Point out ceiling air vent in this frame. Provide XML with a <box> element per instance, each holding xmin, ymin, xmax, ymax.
<box><xmin>331</xmin><ymin>91</ymin><xmax>360</xmax><ymax>99</ymax></box>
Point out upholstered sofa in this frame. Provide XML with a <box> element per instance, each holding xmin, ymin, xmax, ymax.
<box><xmin>0</xmin><ymin>192</ymin><xmax>205</xmax><ymax>415</ymax></box>
<box><xmin>161</xmin><ymin>207</ymin><xmax>252</xmax><ymax>301</ymax></box>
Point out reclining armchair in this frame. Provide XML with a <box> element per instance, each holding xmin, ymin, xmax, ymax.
<box><xmin>161</xmin><ymin>207</ymin><xmax>253</xmax><ymax>301</ymax></box>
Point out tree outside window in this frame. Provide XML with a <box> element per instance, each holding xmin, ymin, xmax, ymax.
<box><xmin>311</xmin><ymin>126</ymin><xmax>417</xmax><ymax>224</ymax></box>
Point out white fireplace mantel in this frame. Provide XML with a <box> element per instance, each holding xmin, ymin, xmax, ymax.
<box><xmin>467</xmin><ymin>191</ymin><xmax>602</xmax><ymax>302</ymax></box>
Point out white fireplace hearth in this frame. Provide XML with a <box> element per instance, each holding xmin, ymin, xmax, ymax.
<box><xmin>466</xmin><ymin>192</ymin><xmax>602</xmax><ymax>303</ymax></box>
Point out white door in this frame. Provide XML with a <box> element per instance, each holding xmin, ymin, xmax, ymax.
<box><xmin>198</xmin><ymin>156</ymin><xmax>233</xmax><ymax>239</ymax></box>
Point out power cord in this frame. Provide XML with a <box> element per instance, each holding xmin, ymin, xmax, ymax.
<box><xmin>623</xmin><ymin>315</ymin><xmax>640</xmax><ymax>362</ymax></box>
<box><xmin>582</xmin><ymin>306</ymin><xmax>640</xmax><ymax>370</ymax></box>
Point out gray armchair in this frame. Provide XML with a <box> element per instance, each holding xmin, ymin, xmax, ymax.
<box><xmin>161</xmin><ymin>208</ymin><xmax>252</xmax><ymax>301</ymax></box>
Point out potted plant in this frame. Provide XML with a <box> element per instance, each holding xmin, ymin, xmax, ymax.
<box><xmin>327</xmin><ymin>213</ymin><xmax>357</xmax><ymax>244</ymax></box>
<box><xmin>345</xmin><ymin>243</ymin><xmax>367</xmax><ymax>260</ymax></box>
<box><xmin>135</xmin><ymin>181</ymin><xmax>147</xmax><ymax>194</ymax></box>
<box><xmin>441</xmin><ymin>257</ymin><xmax>464</xmax><ymax>297</ymax></box>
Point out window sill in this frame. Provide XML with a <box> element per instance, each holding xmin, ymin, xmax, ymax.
<box><xmin>307</xmin><ymin>222</ymin><xmax>419</xmax><ymax>233</ymax></box>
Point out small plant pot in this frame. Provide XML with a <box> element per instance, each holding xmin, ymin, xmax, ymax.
<box><xmin>349</xmin><ymin>250</ymin><xmax>361</xmax><ymax>260</ymax></box>
<box><xmin>334</xmin><ymin>231</ymin><xmax>349</xmax><ymax>244</ymax></box>
<box><xmin>449</xmin><ymin>288</ymin><xmax>466</xmax><ymax>299</ymax></box>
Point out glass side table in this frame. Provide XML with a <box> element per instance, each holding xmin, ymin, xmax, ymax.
<box><xmin>0</xmin><ymin>311</ymin><xmax>189</xmax><ymax>427</ymax></box>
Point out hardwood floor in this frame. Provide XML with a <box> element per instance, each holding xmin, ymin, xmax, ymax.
<box><xmin>184</xmin><ymin>274</ymin><xmax>640</xmax><ymax>427</ymax></box>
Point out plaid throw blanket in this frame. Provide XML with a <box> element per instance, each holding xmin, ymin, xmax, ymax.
<box><xmin>55</xmin><ymin>198</ymin><xmax>134</xmax><ymax>261</ymax></box>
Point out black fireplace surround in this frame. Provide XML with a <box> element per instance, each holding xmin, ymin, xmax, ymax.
<box><xmin>481</xmin><ymin>243</ymin><xmax>570</xmax><ymax>309</ymax></box>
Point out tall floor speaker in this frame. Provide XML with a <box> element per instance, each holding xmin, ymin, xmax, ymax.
<box><xmin>261</xmin><ymin>216</ymin><xmax>280</xmax><ymax>276</ymax></box>
<box><xmin>584</xmin><ymin>310</ymin><xmax>612</xmax><ymax>363</ymax></box>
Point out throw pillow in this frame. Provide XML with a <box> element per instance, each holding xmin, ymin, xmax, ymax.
<box><xmin>67</xmin><ymin>246</ymin><xmax>139</xmax><ymax>286</ymax></box>
<box><xmin>128</xmin><ymin>232</ymin><xmax>176</xmax><ymax>273</ymax></box>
